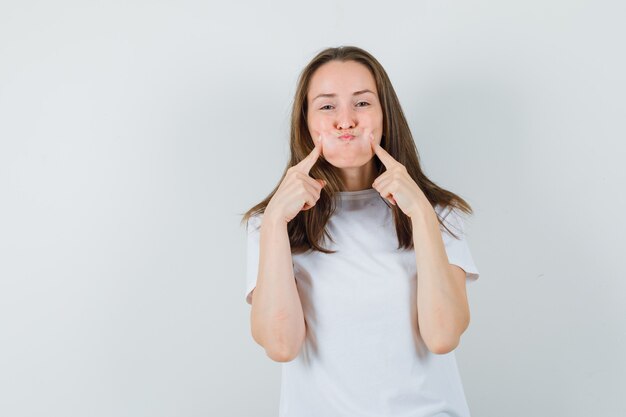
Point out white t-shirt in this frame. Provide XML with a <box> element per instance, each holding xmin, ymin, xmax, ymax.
<box><xmin>245</xmin><ymin>187</ymin><xmax>480</xmax><ymax>417</ymax></box>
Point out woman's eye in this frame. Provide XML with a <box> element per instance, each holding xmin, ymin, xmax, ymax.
<box><xmin>320</xmin><ymin>102</ymin><xmax>369</xmax><ymax>110</ymax></box>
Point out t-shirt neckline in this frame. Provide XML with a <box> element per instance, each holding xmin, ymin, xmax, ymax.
<box><xmin>334</xmin><ymin>188</ymin><xmax>379</xmax><ymax>200</ymax></box>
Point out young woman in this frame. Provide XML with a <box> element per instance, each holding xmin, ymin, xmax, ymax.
<box><xmin>241</xmin><ymin>46</ymin><xmax>480</xmax><ymax>417</ymax></box>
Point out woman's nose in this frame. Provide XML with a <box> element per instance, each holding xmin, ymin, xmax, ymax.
<box><xmin>336</xmin><ymin>108</ymin><xmax>356</xmax><ymax>130</ymax></box>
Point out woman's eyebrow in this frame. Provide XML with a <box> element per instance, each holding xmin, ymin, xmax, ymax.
<box><xmin>312</xmin><ymin>89</ymin><xmax>375</xmax><ymax>102</ymax></box>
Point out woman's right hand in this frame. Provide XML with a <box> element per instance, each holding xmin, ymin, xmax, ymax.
<box><xmin>265</xmin><ymin>134</ymin><xmax>326</xmax><ymax>224</ymax></box>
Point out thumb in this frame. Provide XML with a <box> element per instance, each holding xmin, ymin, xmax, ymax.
<box><xmin>316</xmin><ymin>179</ymin><xmax>326</xmax><ymax>187</ymax></box>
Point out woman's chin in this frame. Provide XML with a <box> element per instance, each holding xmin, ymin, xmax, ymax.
<box><xmin>324</xmin><ymin>154</ymin><xmax>373</xmax><ymax>168</ymax></box>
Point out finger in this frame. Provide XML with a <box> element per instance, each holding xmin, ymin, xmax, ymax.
<box><xmin>372</xmin><ymin>171</ymin><xmax>391</xmax><ymax>189</ymax></box>
<box><xmin>301</xmin><ymin>178</ymin><xmax>322</xmax><ymax>199</ymax></box>
<box><xmin>382</xmin><ymin>190</ymin><xmax>397</xmax><ymax>206</ymax></box>
<box><xmin>297</xmin><ymin>133</ymin><xmax>324</xmax><ymax>174</ymax></box>
<box><xmin>300</xmin><ymin>187</ymin><xmax>320</xmax><ymax>211</ymax></box>
<box><xmin>298</xmin><ymin>171</ymin><xmax>325</xmax><ymax>192</ymax></box>
<box><xmin>369</xmin><ymin>132</ymin><xmax>397</xmax><ymax>169</ymax></box>
<box><xmin>376</xmin><ymin>182</ymin><xmax>397</xmax><ymax>206</ymax></box>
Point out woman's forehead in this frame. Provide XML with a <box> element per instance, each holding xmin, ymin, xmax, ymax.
<box><xmin>308</xmin><ymin>61</ymin><xmax>377</xmax><ymax>97</ymax></box>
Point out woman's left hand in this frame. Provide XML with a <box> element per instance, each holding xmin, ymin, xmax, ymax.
<box><xmin>370</xmin><ymin>133</ymin><xmax>429</xmax><ymax>218</ymax></box>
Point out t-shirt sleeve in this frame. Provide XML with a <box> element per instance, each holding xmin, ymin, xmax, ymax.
<box><xmin>438</xmin><ymin>205</ymin><xmax>480</xmax><ymax>283</ymax></box>
<box><xmin>244</xmin><ymin>213</ymin><xmax>263</xmax><ymax>305</ymax></box>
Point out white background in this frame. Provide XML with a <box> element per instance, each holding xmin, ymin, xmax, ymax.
<box><xmin>1</xmin><ymin>1</ymin><xmax>624</xmax><ymax>416</ymax></box>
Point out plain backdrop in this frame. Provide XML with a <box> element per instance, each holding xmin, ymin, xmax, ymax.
<box><xmin>1</xmin><ymin>1</ymin><xmax>625</xmax><ymax>416</ymax></box>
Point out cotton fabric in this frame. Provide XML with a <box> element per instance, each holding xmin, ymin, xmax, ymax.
<box><xmin>245</xmin><ymin>187</ymin><xmax>480</xmax><ymax>417</ymax></box>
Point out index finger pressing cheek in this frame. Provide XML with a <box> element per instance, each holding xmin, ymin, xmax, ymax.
<box><xmin>298</xmin><ymin>134</ymin><xmax>324</xmax><ymax>174</ymax></box>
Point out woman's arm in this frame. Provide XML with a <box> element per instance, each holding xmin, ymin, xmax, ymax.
<box><xmin>250</xmin><ymin>214</ymin><xmax>306</xmax><ymax>362</ymax></box>
<box><xmin>368</xmin><ymin>136</ymin><xmax>470</xmax><ymax>355</ymax></box>
<box><xmin>411</xmin><ymin>204</ymin><xmax>470</xmax><ymax>355</ymax></box>
<box><xmin>249</xmin><ymin>137</ymin><xmax>324</xmax><ymax>362</ymax></box>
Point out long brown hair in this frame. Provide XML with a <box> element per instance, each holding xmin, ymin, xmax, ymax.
<box><xmin>240</xmin><ymin>45</ymin><xmax>473</xmax><ymax>254</ymax></box>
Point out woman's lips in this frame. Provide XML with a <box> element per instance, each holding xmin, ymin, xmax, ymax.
<box><xmin>338</xmin><ymin>134</ymin><xmax>355</xmax><ymax>140</ymax></box>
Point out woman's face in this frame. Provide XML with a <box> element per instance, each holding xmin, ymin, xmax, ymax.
<box><xmin>306</xmin><ymin>60</ymin><xmax>383</xmax><ymax>168</ymax></box>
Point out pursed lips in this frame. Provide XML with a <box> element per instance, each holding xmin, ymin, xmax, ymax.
<box><xmin>337</xmin><ymin>132</ymin><xmax>357</xmax><ymax>140</ymax></box>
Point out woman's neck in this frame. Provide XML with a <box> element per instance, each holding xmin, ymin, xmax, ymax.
<box><xmin>336</xmin><ymin>159</ymin><xmax>377</xmax><ymax>191</ymax></box>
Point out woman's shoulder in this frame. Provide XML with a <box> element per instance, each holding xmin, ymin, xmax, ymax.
<box><xmin>245</xmin><ymin>211</ymin><xmax>264</xmax><ymax>231</ymax></box>
<box><xmin>433</xmin><ymin>203</ymin><xmax>464</xmax><ymax>234</ymax></box>
<box><xmin>433</xmin><ymin>202</ymin><xmax>454</xmax><ymax>217</ymax></box>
